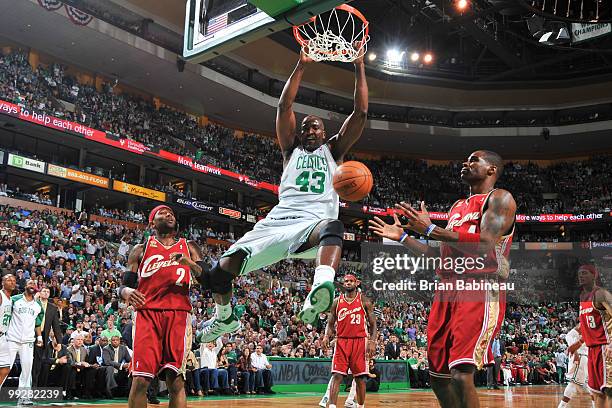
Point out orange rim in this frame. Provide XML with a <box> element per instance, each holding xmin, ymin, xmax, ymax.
<box><xmin>293</xmin><ymin>4</ymin><xmax>369</xmax><ymax>55</ymax></box>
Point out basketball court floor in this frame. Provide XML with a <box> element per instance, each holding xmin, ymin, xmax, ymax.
<box><xmin>0</xmin><ymin>386</ymin><xmax>594</xmax><ymax>407</ymax></box>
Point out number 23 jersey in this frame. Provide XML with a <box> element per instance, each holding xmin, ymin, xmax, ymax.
<box><xmin>136</xmin><ymin>236</ymin><xmax>192</xmax><ymax>312</ymax></box>
<box><xmin>336</xmin><ymin>292</ymin><xmax>367</xmax><ymax>339</ymax></box>
<box><xmin>267</xmin><ymin>144</ymin><xmax>339</xmax><ymax>221</ymax></box>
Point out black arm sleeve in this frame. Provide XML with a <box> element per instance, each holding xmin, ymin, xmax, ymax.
<box><xmin>196</xmin><ymin>261</ymin><xmax>211</xmax><ymax>289</ymax></box>
<box><xmin>118</xmin><ymin>271</ymin><xmax>139</xmax><ymax>297</ymax></box>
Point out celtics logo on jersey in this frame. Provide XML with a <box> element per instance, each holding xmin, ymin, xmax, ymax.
<box><xmin>295</xmin><ymin>153</ymin><xmax>329</xmax><ymax>194</ymax></box>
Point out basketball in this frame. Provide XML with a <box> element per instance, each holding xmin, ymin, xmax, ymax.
<box><xmin>333</xmin><ymin>161</ymin><xmax>373</xmax><ymax>201</ymax></box>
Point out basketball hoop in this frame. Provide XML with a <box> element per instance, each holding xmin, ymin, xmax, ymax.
<box><xmin>293</xmin><ymin>4</ymin><xmax>370</xmax><ymax>63</ymax></box>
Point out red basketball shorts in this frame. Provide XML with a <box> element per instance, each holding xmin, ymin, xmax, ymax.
<box><xmin>427</xmin><ymin>277</ymin><xmax>506</xmax><ymax>378</ymax></box>
<box><xmin>587</xmin><ymin>344</ymin><xmax>612</xmax><ymax>393</ymax></box>
<box><xmin>131</xmin><ymin>309</ymin><xmax>191</xmax><ymax>378</ymax></box>
<box><xmin>332</xmin><ymin>337</ymin><xmax>368</xmax><ymax>377</ymax></box>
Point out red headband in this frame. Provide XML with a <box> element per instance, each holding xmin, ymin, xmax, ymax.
<box><xmin>344</xmin><ymin>274</ymin><xmax>359</xmax><ymax>281</ymax></box>
<box><xmin>148</xmin><ymin>205</ymin><xmax>173</xmax><ymax>224</ymax></box>
<box><xmin>579</xmin><ymin>264</ymin><xmax>599</xmax><ymax>280</ymax></box>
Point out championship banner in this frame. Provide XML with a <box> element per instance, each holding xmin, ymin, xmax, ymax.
<box><xmin>7</xmin><ymin>153</ymin><xmax>45</xmax><ymax>173</ymax></box>
<box><xmin>174</xmin><ymin>197</ymin><xmax>214</xmax><ymax>213</ymax></box>
<box><xmin>571</xmin><ymin>22</ymin><xmax>611</xmax><ymax>43</ymax></box>
<box><xmin>113</xmin><ymin>181</ymin><xmax>166</xmax><ymax>202</ymax></box>
<box><xmin>47</xmin><ymin>164</ymin><xmax>109</xmax><ymax>188</ymax></box>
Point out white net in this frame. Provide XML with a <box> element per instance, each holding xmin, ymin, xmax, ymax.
<box><xmin>294</xmin><ymin>5</ymin><xmax>370</xmax><ymax>63</ymax></box>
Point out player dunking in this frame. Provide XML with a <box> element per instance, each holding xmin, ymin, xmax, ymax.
<box><xmin>558</xmin><ymin>323</ymin><xmax>595</xmax><ymax>408</ymax></box>
<box><xmin>578</xmin><ymin>264</ymin><xmax>612</xmax><ymax>408</ymax></box>
<box><xmin>370</xmin><ymin>150</ymin><xmax>516</xmax><ymax>408</ymax></box>
<box><xmin>321</xmin><ymin>274</ymin><xmax>377</xmax><ymax>408</ymax></box>
<box><xmin>198</xmin><ymin>50</ymin><xmax>368</xmax><ymax>342</ymax></box>
<box><xmin>120</xmin><ymin>205</ymin><xmax>205</xmax><ymax>408</ymax></box>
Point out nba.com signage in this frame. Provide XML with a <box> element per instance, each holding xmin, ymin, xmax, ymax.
<box><xmin>175</xmin><ymin>197</ymin><xmax>214</xmax><ymax>213</ymax></box>
<box><xmin>7</xmin><ymin>153</ymin><xmax>45</xmax><ymax>173</ymax></box>
<box><xmin>269</xmin><ymin>358</ymin><xmax>408</xmax><ymax>385</ymax></box>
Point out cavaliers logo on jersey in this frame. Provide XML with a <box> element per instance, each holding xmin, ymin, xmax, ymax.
<box><xmin>140</xmin><ymin>254</ymin><xmax>179</xmax><ymax>278</ymax></box>
<box><xmin>337</xmin><ymin>306</ymin><xmax>363</xmax><ymax>322</ymax></box>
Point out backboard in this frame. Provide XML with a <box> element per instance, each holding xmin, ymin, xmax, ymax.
<box><xmin>183</xmin><ymin>0</ymin><xmax>346</xmax><ymax>63</ymax></box>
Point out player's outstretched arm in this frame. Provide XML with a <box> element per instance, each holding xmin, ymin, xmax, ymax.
<box><xmin>119</xmin><ymin>244</ymin><xmax>145</xmax><ymax>307</ymax></box>
<box><xmin>329</xmin><ymin>53</ymin><xmax>368</xmax><ymax>162</ymax></box>
<box><xmin>362</xmin><ymin>295</ymin><xmax>378</xmax><ymax>358</ymax></box>
<box><xmin>368</xmin><ymin>212</ymin><xmax>438</xmax><ymax>257</ymax></box>
<box><xmin>277</xmin><ymin>51</ymin><xmax>312</xmax><ymax>159</ymax></box>
<box><xmin>399</xmin><ymin>189</ymin><xmax>516</xmax><ymax>254</ymax></box>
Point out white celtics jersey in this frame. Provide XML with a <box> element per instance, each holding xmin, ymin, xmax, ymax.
<box><xmin>565</xmin><ymin>328</ymin><xmax>587</xmax><ymax>355</ymax></box>
<box><xmin>1</xmin><ymin>291</ymin><xmax>11</xmax><ymax>334</ymax></box>
<box><xmin>267</xmin><ymin>144</ymin><xmax>339</xmax><ymax>220</ymax></box>
<box><xmin>6</xmin><ymin>294</ymin><xmax>43</xmax><ymax>343</ymax></box>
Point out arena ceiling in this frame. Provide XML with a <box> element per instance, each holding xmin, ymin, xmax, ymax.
<box><xmin>1</xmin><ymin>0</ymin><xmax>612</xmax><ymax>158</ymax></box>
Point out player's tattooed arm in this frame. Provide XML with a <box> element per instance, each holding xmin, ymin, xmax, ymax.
<box><xmin>330</xmin><ymin>54</ymin><xmax>368</xmax><ymax>163</ymax></box>
<box><xmin>363</xmin><ymin>295</ymin><xmax>378</xmax><ymax>357</ymax></box>
<box><xmin>322</xmin><ymin>298</ymin><xmax>339</xmax><ymax>349</ymax></box>
<box><xmin>277</xmin><ymin>50</ymin><xmax>312</xmax><ymax>161</ymax></box>
<box><xmin>120</xmin><ymin>244</ymin><xmax>145</xmax><ymax>307</ymax></box>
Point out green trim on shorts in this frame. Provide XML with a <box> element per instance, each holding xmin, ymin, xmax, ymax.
<box><xmin>289</xmin><ymin>220</ymin><xmax>322</xmax><ymax>256</ymax></box>
<box><xmin>221</xmin><ymin>246</ymin><xmax>253</xmax><ymax>276</ymax></box>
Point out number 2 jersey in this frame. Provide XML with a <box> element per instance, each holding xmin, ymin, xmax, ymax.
<box><xmin>136</xmin><ymin>236</ymin><xmax>192</xmax><ymax>312</ymax></box>
<box><xmin>580</xmin><ymin>288</ymin><xmax>612</xmax><ymax>347</ymax></box>
<box><xmin>336</xmin><ymin>292</ymin><xmax>367</xmax><ymax>338</ymax></box>
<box><xmin>266</xmin><ymin>144</ymin><xmax>339</xmax><ymax>221</ymax></box>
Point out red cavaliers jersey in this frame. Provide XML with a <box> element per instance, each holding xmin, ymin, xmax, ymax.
<box><xmin>136</xmin><ymin>236</ymin><xmax>192</xmax><ymax>312</ymax></box>
<box><xmin>439</xmin><ymin>189</ymin><xmax>514</xmax><ymax>276</ymax></box>
<box><xmin>580</xmin><ymin>288</ymin><xmax>612</xmax><ymax>347</ymax></box>
<box><xmin>336</xmin><ymin>292</ymin><xmax>367</xmax><ymax>338</ymax></box>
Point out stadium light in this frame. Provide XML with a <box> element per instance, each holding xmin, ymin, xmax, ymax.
<box><xmin>386</xmin><ymin>49</ymin><xmax>405</xmax><ymax>64</ymax></box>
<box><xmin>410</xmin><ymin>52</ymin><xmax>420</xmax><ymax>62</ymax></box>
<box><xmin>456</xmin><ymin>0</ymin><xmax>469</xmax><ymax>11</ymax></box>
<box><xmin>423</xmin><ymin>53</ymin><xmax>433</xmax><ymax>64</ymax></box>
<box><xmin>368</xmin><ymin>52</ymin><xmax>377</xmax><ymax>61</ymax></box>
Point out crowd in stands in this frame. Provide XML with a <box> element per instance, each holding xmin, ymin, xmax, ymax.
<box><xmin>1</xmin><ymin>49</ymin><xmax>612</xmax><ymax>215</ymax></box>
<box><xmin>1</xmin><ymin>202</ymin><xmax>599</xmax><ymax>401</ymax></box>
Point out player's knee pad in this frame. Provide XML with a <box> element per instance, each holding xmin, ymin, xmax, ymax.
<box><xmin>319</xmin><ymin>219</ymin><xmax>344</xmax><ymax>247</ymax></box>
<box><xmin>564</xmin><ymin>382</ymin><xmax>578</xmax><ymax>399</ymax></box>
<box><xmin>208</xmin><ymin>261</ymin><xmax>235</xmax><ymax>294</ymax></box>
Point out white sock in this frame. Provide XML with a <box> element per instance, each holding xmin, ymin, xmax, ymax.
<box><xmin>323</xmin><ymin>377</ymin><xmax>333</xmax><ymax>399</ymax></box>
<box><xmin>558</xmin><ymin>401</ymin><xmax>568</xmax><ymax>408</ymax></box>
<box><xmin>592</xmin><ymin>401</ymin><xmax>596</xmax><ymax>408</ymax></box>
<box><xmin>313</xmin><ymin>265</ymin><xmax>335</xmax><ymax>287</ymax></box>
<box><xmin>356</xmin><ymin>405</ymin><xmax>364</xmax><ymax>408</ymax></box>
<box><xmin>347</xmin><ymin>379</ymin><xmax>357</xmax><ymax>401</ymax></box>
<box><xmin>216</xmin><ymin>303</ymin><xmax>232</xmax><ymax>321</ymax></box>
<box><xmin>329</xmin><ymin>405</ymin><xmax>336</xmax><ymax>408</ymax></box>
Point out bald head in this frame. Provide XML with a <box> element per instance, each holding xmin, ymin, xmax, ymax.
<box><xmin>476</xmin><ymin>150</ymin><xmax>504</xmax><ymax>178</ymax></box>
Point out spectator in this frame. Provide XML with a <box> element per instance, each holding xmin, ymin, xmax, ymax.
<box><xmin>102</xmin><ymin>335</ymin><xmax>131</xmax><ymax>392</ymax></box>
<box><xmin>251</xmin><ymin>345</ymin><xmax>274</xmax><ymax>394</ymax></box>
